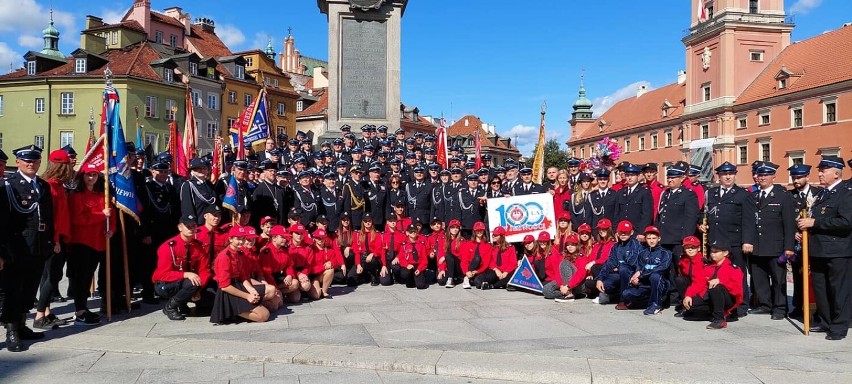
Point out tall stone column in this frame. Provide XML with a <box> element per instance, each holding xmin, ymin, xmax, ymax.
<box><xmin>318</xmin><ymin>0</ymin><xmax>407</xmax><ymax>142</ymax></box>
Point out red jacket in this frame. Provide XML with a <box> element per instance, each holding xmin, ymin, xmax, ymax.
<box><xmin>678</xmin><ymin>253</ymin><xmax>707</xmax><ymax>282</ymax></box>
<box><xmin>353</xmin><ymin>231</ymin><xmax>383</xmax><ymax>258</ymax></box>
<box><xmin>397</xmin><ymin>237</ymin><xmax>428</xmax><ymax>272</ymax></box>
<box><xmin>546</xmin><ymin>253</ymin><xmax>579</xmax><ymax>286</ymax></box>
<box><xmin>645</xmin><ymin>180</ymin><xmax>666</xmax><ymax>221</ymax></box>
<box><xmin>685</xmin><ymin>258</ymin><xmax>744</xmax><ymax>316</ymax></box>
<box><xmin>489</xmin><ymin>245</ymin><xmax>517</xmax><ymax>274</ymax></box>
<box><xmin>461</xmin><ymin>240</ymin><xmax>492</xmax><ymax>275</ymax></box>
<box><xmin>553</xmin><ymin>185</ymin><xmax>572</xmax><ymax>220</ymax></box>
<box><xmin>258</xmin><ymin>244</ymin><xmax>294</xmax><ymax>284</ymax></box>
<box><xmin>214</xmin><ymin>247</ymin><xmax>259</xmax><ymax>289</ymax></box>
<box><xmin>288</xmin><ymin>242</ymin><xmax>313</xmax><ymax>276</ymax></box>
<box><xmin>567</xmin><ymin>240</ymin><xmax>613</xmax><ymax>288</ymax></box>
<box><xmin>196</xmin><ymin>224</ymin><xmax>230</xmax><ymax>261</ymax></box>
<box><xmin>151</xmin><ymin>234</ymin><xmax>212</xmax><ymax>287</ymax></box>
<box><xmin>69</xmin><ymin>189</ymin><xmax>116</xmax><ymax>252</ymax></box>
<box><xmin>47</xmin><ymin>178</ymin><xmax>70</xmax><ymax>244</ymax></box>
<box><xmin>438</xmin><ymin>237</ymin><xmax>465</xmax><ymax>272</ymax></box>
<box><xmin>311</xmin><ymin>245</ymin><xmax>344</xmax><ymax>275</ymax></box>
<box><xmin>380</xmin><ymin>230</ymin><xmax>406</xmax><ymax>266</ymax></box>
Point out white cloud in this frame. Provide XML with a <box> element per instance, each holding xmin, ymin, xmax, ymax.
<box><xmin>216</xmin><ymin>24</ymin><xmax>246</xmax><ymax>50</ymax></box>
<box><xmin>0</xmin><ymin>42</ymin><xmax>23</xmax><ymax>73</ymax></box>
<box><xmin>100</xmin><ymin>8</ymin><xmax>127</xmax><ymax>24</ymax></box>
<box><xmin>590</xmin><ymin>80</ymin><xmax>653</xmax><ymax>117</ymax></box>
<box><xmin>0</xmin><ymin>0</ymin><xmax>74</xmax><ymax>34</ymax></box>
<box><xmin>251</xmin><ymin>32</ymin><xmax>274</xmax><ymax>51</ymax></box>
<box><xmin>789</xmin><ymin>0</ymin><xmax>822</xmax><ymax>15</ymax></box>
<box><xmin>17</xmin><ymin>35</ymin><xmax>42</xmax><ymax>49</ymax></box>
<box><xmin>503</xmin><ymin>124</ymin><xmax>539</xmax><ymax>157</ymax></box>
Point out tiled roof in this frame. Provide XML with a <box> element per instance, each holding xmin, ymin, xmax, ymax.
<box><xmin>82</xmin><ymin>20</ymin><xmax>146</xmax><ymax>34</ymax></box>
<box><xmin>297</xmin><ymin>89</ymin><xmax>328</xmax><ymax>116</ymax></box>
<box><xmin>571</xmin><ymin>82</ymin><xmax>686</xmax><ymax>142</ymax></box>
<box><xmin>186</xmin><ymin>24</ymin><xmax>232</xmax><ymax>59</ymax></box>
<box><xmin>448</xmin><ymin>115</ymin><xmax>518</xmax><ymax>151</ymax></box>
<box><xmin>0</xmin><ymin>42</ymin><xmax>165</xmax><ymax>82</ymax></box>
<box><xmin>150</xmin><ymin>11</ymin><xmax>186</xmax><ymax>29</ymax></box>
<box><xmin>736</xmin><ymin>24</ymin><xmax>852</xmax><ymax>105</ymax></box>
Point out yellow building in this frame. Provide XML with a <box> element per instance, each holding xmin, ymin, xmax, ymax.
<box><xmin>236</xmin><ymin>46</ymin><xmax>300</xmax><ymax>139</ymax></box>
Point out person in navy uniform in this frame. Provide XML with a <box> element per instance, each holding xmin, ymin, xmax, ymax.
<box><xmin>453</xmin><ymin>174</ymin><xmax>487</xmax><ymax>238</ymax></box>
<box><xmin>698</xmin><ymin>161</ymin><xmax>756</xmax><ymax>317</ymax></box>
<box><xmin>405</xmin><ymin>166</ymin><xmax>432</xmax><ymax>233</ymax></box>
<box><xmin>614</xmin><ymin>164</ymin><xmax>654</xmax><ymax>234</ymax></box>
<box><xmin>797</xmin><ymin>156</ymin><xmax>852</xmax><ymax>340</ymax></box>
<box><xmin>787</xmin><ymin>163</ymin><xmax>822</xmax><ymax>319</ymax></box>
<box><xmin>365</xmin><ymin>164</ymin><xmax>388</xmax><ymax>231</ymax></box>
<box><xmin>251</xmin><ymin>160</ymin><xmax>286</xmax><ymax>225</ymax></box>
<box><xmin>588</xmin><ymin>168</ymin><xmax>617</xmax><ymax>229</ymax></box>
<box><xmin>749</xmin><ymin>162</ymin><xmax>796</xmax><ymax>320</ymax></box>
<box><xmin>566</xmin><ymin>157</ymin><xmax>582</xmax><ymax>189</ymax></box>
<box><xmin>0</xmin><ymin>149</ymin><xmax>7</xmax><ymax>176</ymax></box>
<box><xmin>293</xmin><ymin>171</ymin><xmax>319</xmax><ymax>227</ymax></box>
<box><xmin>620</xmin><ymin>226</ymin><xmax>671</xmax><ymax>315</ymax></box>
<box><xmin>341</xmin><ymin>167</ymin><xmax>365</xmax><ymax>230</ymax></box>
<box><xmin>655</xmin><ymin>161</ymin><xmax>699</xmax><ymax>307</ymax></box>
<box><xmin>180</xmin><ymin>158</ymin><xmax>219</xmax><ymax>225</ymax></box>
<box><xmin>514</xmin><ymin>167</ymin><xmax>545</xmax><ymax>195</ymax></box>
<box><xmin>0</xmin><ymin>146</ymin><xmax>54</xmax><ymax>351</ymax></box>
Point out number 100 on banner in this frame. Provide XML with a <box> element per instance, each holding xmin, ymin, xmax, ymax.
<box><xmin>486</xmin><ymin>194</ymin><xmax>556</xmax><ymax>243</ymax></box>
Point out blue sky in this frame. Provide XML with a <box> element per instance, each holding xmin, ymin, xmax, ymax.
<box><xmin>1</xmin><ymin>0</ymin><xmax>848</xmax><ymax>155</ymax></box>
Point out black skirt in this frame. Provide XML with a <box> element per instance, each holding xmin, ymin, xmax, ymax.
<box><xmin>210</xmin><ymin>280</ymin><xmax>265</xmax><ymax>324</ymax></box>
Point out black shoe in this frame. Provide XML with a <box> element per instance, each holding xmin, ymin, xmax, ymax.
<box><xmin>810</xmin><ymin>325</ymin><xmax>829</xmax><ymax>333</ymax></box>
<box><xmin>163</xmin><ymin>300</ymin><xmax>186</xmax><ymax>321</ymax></box>
<box><xmin>770</xmin><ymin>312</ymin><xmax>786</xmax><ymax>320</ymax></box>
<box><xmin>74</xmin><ymin>311</ymin><xmax>101</xmax><ymax>326</ymax></box>
<box><xmin>17</xmin><ymin>319</ymin><xmax>44</xmax><ymax>340</ymax></box>
<box><xmin>674</xmin><ymin>309</ymin><xmax>686</xmax><ymax>318</ymax></box>
<box><xmin>748</xmin><ymin>307</ymin><xmax>771</xmax><ymax>315</ymax></box>
<box><xmin>788</xmin><ymin>309</ymin><xmax>804</xmax><ymax>319</ymax></box>
<box><xmin>481</xmin><ymin>282</ymin><xmax>492</xmax><ymax>290</ymax></box>
<box><xmin>5</xmin><ymin>323</ymin><xmax>24</xmax><ymax>352</ymax></box>
<box><xmin>506</xmin><ymin>286</ymin><xmax>517</xmax><ymax>292</ymax></box>
<box><xmin>737</xmin><ymin>307</ymin><xmax>748</xmax><ymax>318</ymax></box>
<box><xmin>51</xmin><ymin>295</ymin><xmax>67</xmax><ymax>303</ymax></box>
<box><xmin>32</xmin><ymin>316</ymin><xmax>58</xmax><ymax>330</ymax></box>
<box><xmin>370</xmin><ymin>278</ymin><xmax>380</xmax><ymax>286</ymax></box>
<box><xmin>178</xmin><ymin>303</ymin><xmax>192</xmax><ymax>316</ymax></box>
<box><xmin>825</xmin><ymin>334</ymin><xmax>846</xmax><ymax>341</ymax></box>
<box><xmin>706</xmin><ymin>320</ymin><xmax>727</xmax><ymax>330</ymax></box>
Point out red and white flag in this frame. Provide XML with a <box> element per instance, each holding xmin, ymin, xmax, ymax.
<box><xmin>474</xmin><ymin>128</ymin><xmax>482</xmax><ymax>169</ymax></box>
<box><xmin>697</xmin><ymin>0</ymin><xmax>707</xmax><ymax>22</ymax></box>
<box><xmin>435</xmin><ymin>118</ymin><xmax>449</xmax><ymax>169</ymax></box>
<box><xmin>182</xmin><ymin>87</ymin><xmax>197</xmax><ymax>162</ymax></box>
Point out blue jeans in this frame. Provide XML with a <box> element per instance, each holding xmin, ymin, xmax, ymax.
<box><xmin>621</xmin><ymin>272</ymin><xmax>668</xmax><ymax>308</ymax></box>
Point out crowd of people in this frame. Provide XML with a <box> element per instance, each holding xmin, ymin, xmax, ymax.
<box><xmin>0</xmin><ymin>124</ymin><xmax>850</xmax><ymax>353</ymax></box>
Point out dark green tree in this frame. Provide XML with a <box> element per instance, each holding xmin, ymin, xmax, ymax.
<box><xmin>530</xmin><ymin>138</ymin><xmax>570</xmax><ymax>170</ymax></box>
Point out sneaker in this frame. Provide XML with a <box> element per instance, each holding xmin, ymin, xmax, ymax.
<box><xmin>480</xmin><ymin>282</ymin><xmax>492</xmax><ymax>290</ymax></box>
<box><xmin>33</xmin><ymin>316</ymin><xmax>58</xmax><ymax>330</ymax></box>
<box><xmin>45</xmin><ymin>313</ymin><xmax>68</xmax><ymax>326</ymax></box>
<box><xmin>593</xmin><ymin>292</ymin><xmax>610</xmax><ymax>305</ymax></box>
<box><xmin>615</xmin><ymin>302</ymin><xmax>630</xmax><ymax>310</ymax></box>
<box><xmin>75</xmin><ymin>310</ymin><xmax>101</xmax><ymax>326</ymax></box>
<box><xmin>554</xmin><ymin>295</ymin><xmax>575</xmax><ymax>303</ymax></box>
<box><xmin>462</xmin><ymin>277</ymin><xmax>471</xmax><ymax>289</ymax></box>
<box><xmin>643</xmin><ymin>304</ymin><xmax>662</xmax><ymax>315</ymax></box>
<box><xmin>445</xmin><ymin>280</ymin><xmax>455</xmax><ymax>288</ymax></box>
<box><xmin>706</xmin><ymin>320</ymin><xmax>727</xmax><ymax>330</ymax></box>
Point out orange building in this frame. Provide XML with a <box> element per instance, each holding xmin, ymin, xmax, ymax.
<box><xmin>568</xmin><ymin>0</ymin><xmax>852</xmax><ymax>183</ymax></box>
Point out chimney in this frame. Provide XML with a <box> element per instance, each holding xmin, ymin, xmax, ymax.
<box><xmin>194</xmin><ymin>17</ymin><xmax>215</xmax><ymax>33</ymax></box>
<box><xmin>180</xmin><ymin>12</ymin><xmax>191</xmax><ymax>36</ymax></box>
<box><xmin>637</xmin><ymin>84</ymin><xmax>648</xmax><ymax>98</ymax></box>
<box><xmin>677</xmin><ymin>70</ymin><xmax>686</xmax><ymax>85</ymax></box>
<box><xmin>464</xmin><ymin>118</ymin><xmax>469</xmax><ymax>127</ymax></box>
<box><xmin>132</xmin><ymin>0</ymin><xmax>151</xmax><ymax>34</ymax></box>
<box><xmin>85</xmin><ymin>15</ymin><xmax>104</xmax><ymax>30</ymax></box>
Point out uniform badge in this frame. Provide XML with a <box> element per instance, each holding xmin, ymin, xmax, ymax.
<box><xmin>22</xmin><ymin>200</ymin><xmax>28</xmax><ymax>206</ymax></box>
<box><xmin>821</xmin><ymin>207</ymin><xmax>826</xmax><ymax>214</ymax></box>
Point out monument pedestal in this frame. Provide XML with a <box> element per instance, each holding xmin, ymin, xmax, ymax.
<box><xmin>318</xmin><ymin>0</ymin><xmax>407</xmax><ymax>142</ymax></box>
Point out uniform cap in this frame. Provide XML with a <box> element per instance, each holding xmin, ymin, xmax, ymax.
<box><xmin>682</xmin><ymin>236</ymin><xmax>700</xmax><ymax>247</ymax></box>
<box><xmin>623</xmin><ymin>164</ymin><xmax>642</xmax><ymax>174</ymax></box>
<box><xmin>558</xmin><ymin>212</ymin><xmax>571</xmax><ymax>221</ymax></box>
<box><xmin>448</xmin><ymin>219</ymin><xmax>461</xmax><ymax>228</ymax></box>
<box><xmin>755</xmin><ymin>161</ymin><xmax>779</xmax><ymax>175</ymax></box>
<box><xmin>313</xmin><ymin>229</ymin><xmax>327</xmax><ymax>239</ymax></box>
<box><xmin>260</xmin><ymin>216</ymin><xmax>275</xmax><ymax>226</ymax></box>
<box><xmin>787</xmin><ymin>164</ymin><xmax>812</xmax><ymax>177</ymax></box>
<box><xmin>566</xmin><ymin>233</ymin><xmax>580</xmax><ymax>244</ymax></box>
<box><xmin>643</xmin><ymin>226</ymin><xmax>661</xmax><ymax>236</ymax></box>
<box><xmin>202</xmin><ymin>205</ymin><xmax>222</xmax><ymax>216</ymax></box>
<box><xmin>596</xmin><ymin>218</ymin><xmax>612</xmax><ymax>229</ymax></box>
<box><xmin>715</xmin><ymin>161</ymin><xmax>737</xmax><ymax>174</ymax></box>
<box><xmin>473</xmin><ymin>222</ymin><xmax>486</xmax><ymax>231</ymax></box>
<box><xmin>577</xmin><ymin>223</ymin><xmax>592</xmax><ymax>234</ymax></box>
<box><xmin>537</xmin><ymin>231</ymin><xmax>551</xmax><ymax>242</ymax></box>
<box><xmin>492</xmin><ymin>226</ymin><xmax>506</xmax><ymax>236</ymax></box>
<box><xmin>13</xmin><ymin>145</ymin><xmax>42</xmax><ymax>161</ymax></box>
<box><xmin>523</xmin><ymin>235</ymin><xmax>535</xmax><ymax>244</ymax></box>
<box><xmin>228</xmin><ymin>225</ymin><xmax>248</xmax><ymax>238</ymax></box>
<box><xmin>817</xmin><ymin>155</ymin><xmax>845</xmax><ymax>170</ymax></box>
<box><xmin>406</xmin><ymin>223</ymin><xmax>418</xmax><ymax>232</ymax></box>
<box><xmin>189</xmin><ymin>157</ymin><xmax>209</xmax><ymax>169</ymax></box>
<box><xmin>466</xmin><ymin>173</ymin><xmax>479</xmax><ymax>180</ymax></box>
<box><xmin>616</xmin><ymin>220</ymin><xmax>633</xmax><ymax>233</ymax></box>
<box><xmin>595</xmin><ymin>168</ymin><xmax>611</xmax><ymax>178</ymax></box>
<box><xmin>567</xmin><ymin>157</ymin><xmax>581</xmax><ymax>167</ymax></box>
<box><xmin>48</xmin><ymin>149</ymin><xmax>71</xmax><ymax>164</ymax></box>
<box><xmin>180</xmin><ymin>214</ymin><xmax>198</xmax><ymax>226</ymax></box>
<box><xmin>641</xmin><ymin>162</ymin><xmax>658</xmax><ymax>171</ymax></box>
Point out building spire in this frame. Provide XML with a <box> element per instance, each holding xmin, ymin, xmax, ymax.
<box><xmin>265</xmin><ymin>38</ymin><xmax>277</xmax><ymax>60</ymax></box>
<box><xmin>40</xmin><ymin>7</ymin><xmax>64</xmax><ymax>60</ymax></box>
<box><xmin>571</xmin><ymin>70</ymin><xmax>594</xmax><ymax>121</ymax></box>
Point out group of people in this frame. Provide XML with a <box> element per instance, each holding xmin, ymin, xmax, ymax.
<box><xmin>0</xmin><ymin>124</ymin><xmax>850</xmax><ymax>353</ymax></box>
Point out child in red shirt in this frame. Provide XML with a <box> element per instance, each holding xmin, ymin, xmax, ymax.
<box><xmin>675</xmin><ymin>236</ymin><xmax>707</xmax><ymax>317</ymax></box>
<box><xmin>210</xmin><ymin>226</ymin><xmax>276</xmax><ymax>324</ymax></box>
<box><xmin>461</xmin><ymin>221</ymin><xmax>492</xmax><ymax>289</ymax></box>
<box><xmin>310</xmin><ymin>229</ymin><xmax>344</xmax><ymax>299</ymax></box>
<box><xmin>683</xmin><ymin>239</ymin><xmax>744</xmax><ymax>329</ymax></box>
<box><xmin>475</xmin><ymin>226</ymin><xmax>517</xmax><ymax>289</ymax></box>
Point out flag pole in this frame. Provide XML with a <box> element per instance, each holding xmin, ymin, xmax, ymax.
<box><xmin>801</xmin><ymin>207</ymin><xmax>811</xmax><ymax>335</ymax></box>
<box><xmin>119</xmin><ymin>211</ymin><xmax>132</xmax><ymax>312</ymax></box>
<box><xmin>102</xmin><ymin>68</ymin><xmax>113</xmax><ymax>321</ymax></box>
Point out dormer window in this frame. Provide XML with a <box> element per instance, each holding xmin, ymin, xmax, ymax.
<box><xmin>598</xmin><ymin>119</ymin><xmax>607</xmax><ymax>133</ymax></box>
<box><xmin>235</xmin><ymin>65</ymin><xmax>245</xmax><ymax>79</ymax></box>
<box><xmin>164</xmin><ymin>68</ymin><xmax>174</xmax><ymax>83</ymax></box>
<box><xmin>774</xmin><ymin>66</ymin><xmax>797</xmax><ymax>90</ymax></box>
<box><xmin>75</xmin><ymin>59</ymin><xmax>86</xmax><ymax>73</ymax></box>
<box><xmin>778</xmin><ymin>78</ymin><xmax>787</xmax><ymax>89</ymax></box>
<box><xmin>661</xmin><ymin>100</ymin><xmax>673</xmax><ymax>117</ymax></box>
<box><xmin>190</xmin><ymin>62</ymin><xmax>198</xmax><ymax>76</ymax></box>
<box><xmin>27</xmin><ymin>61</ymin><xmax>36</xmax><ymax>75</ymax></box>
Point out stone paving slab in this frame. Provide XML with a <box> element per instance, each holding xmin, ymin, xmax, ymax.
<box><xmin>292</xmin><ymin>344</ymin><xmax>444</xmax><ymax>374</ymax></box>
<box><xmin>587</xmin><ymin>358</ymin><xmax>762</xmax><ymax>384</ymax></box>
<box><xmin>364</xmin><ymin>319</ymin><xmax>493</xmax><ymax>348</ymax></box>
<box><xmin>436</xmin><ymin>350</ymin><xmax>592</xmax><ymax>384</ymax></box>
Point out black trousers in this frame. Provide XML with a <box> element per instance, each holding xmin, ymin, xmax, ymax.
<box><xmin>690</xmin><ymin>285</ymin><xmax>734</xmax><ymax>322</ymax></box>
<box><xmin>396</xmin><ymin>266</ymin><xmax>427</xmax><ymax>289</ymax></box>
<box><xmin>0</xmin><ymin>252</ymin><xmax>45</xmax><ymax>323</ymax></box>
<box><xmin>662</xmin><ymin>243</ymin><xmax>683</xmax><ymax>307</ymax></box>
<box><xmin>728</xmin><ymin>246</ymin><xmax>750</xmax><ymax>313</ymax></box>
<box><xmin>811</xmin><ymin>257</ymin><xmax>852</xmax><ymax>337</ymax></box>
<box><xmin>36</xmin><ymin>251</ymin><xmax>65</xmax><ymax>312</ymax></box>
<box><xmin>749</xmin><ymin>255</ymin><xmax>787</xmax><ymax>315</ymax></box>
<box><xmin>153</xmin><ymin>279</ymin><xmax>214</xmax><ymax>308</ymax></box>
<box><xmin>674</xmin><ymin>275</ymin><xmax>692</xmax><ymax>308</ymax></box>
<box><xmin>475</xmin><ymin>269</ymin><xmax>512</xmax><ymax>289</ymax></box>
<box><xmin>68</xmin><ymin>244</ymin><xmax>103</xmax><ymax>312</ymax></box>
<box><xmin>443</xmin><ymin>254</ymin><xmax>462</xmax><ymax>283</ymax></box>
<box><xmin>791</xmin><ymin>254</ymin><xmax>804</xmax><ymax>314</ymax></box>
<box><xmin>359</xmin><ymin>254</ymin><xmax>382</xmax><ymax>282</ymax></box>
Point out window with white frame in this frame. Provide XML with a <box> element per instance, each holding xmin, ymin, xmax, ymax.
<box><xmin>625</xmin><ymin>139</ymin><xmax>631</xmax><ymax>153</ymax></box>
<box><xmin>759</xmin><ymin>110</ymin><xmax>770</xmax><ymax>125</ymax></box>
<box><xmin>823</xmin><ymin>97</ymin><xmax>837</xmax><ymax>123</ymax></box>
<box><xmin>34</xmin><ymin>135</ymin><xmax>44</xmax><ymax>149</ymax></box>
<box><xmin>758</xmin><ymin>138</ymin><xmax>771</xmax><ymax>162</ymax></box>
<box><xmin>228</xmin><ymin>91</ymin><xmax>237</xmax><ymax>104</ymax></box>
<box><xmin>737</xmin><ymin>116</ymin><xmax>747</xmax><ymax>129</ymax></box>
<box><xmin>277</xmin><ymin>103</ymin><xmax>285</xmax><ymax>116</ymax></box>
<box><xmin>235</xmin><ymin>65</ymin><xmax>244</xmax><ymax>79</ymax></box>
<box><xmin>227</xmin><ymin>118</ymin><xmax>236</xmax><ymax>129</ymax></box>
<box><xmin>702</xmin><ymin>83</ymin><xmax>711</xmax><ymax>102</ymax></box>
<box><xmin>791</xmin><ymin>106</ymin><xmax>803</xmax><ymax>128</ymax></box>
<box><xmin>265</xmin><ymin>78</ymin><xmax>271</xmax><ymax>86</ymax></box>
<box><xmin>244</xmin><ymin>93</ymin><xmax>252</xmax><ymax>107</ymax></box>
<box><xmin>145</xmin><ymin>96</ymin><xmax>158</xmax><ymax>118</ymax></box>
<box><xmin>60</xmin><ymin>131</ymin><xmax>74</xmax><ymax>148</ymax></box>
<box><xmin>277</xmin><ymin>127</ymin><xmax>285</xmax><ymax>136</ymax></box>
<box><xmin>274</xmin><ymin>79</ymin><xmax>279</xmax><ymax>88</ymax></box>
<box><xmin>111</xmin><ymin>31</ymin><xmax>118</xmax><ymax>45</ymax></box>
<box><xmin>190</xmin><ymin>62</ymin><xmax>198</xmax><ymax>76</ymax></box>
<box><xmin>155</xmin><ymin>31</ymin><xmax>163</xmax><ymax>44</ymax></box>
<box><xmin>27</xmin><ymin>61</ymin><xmax>36</xmax><ymax>75</ymax></box>
<box><xmin>665</xmin><ymin>131</ymin><xmax>673</xmax><ymax>147</ymax></box>
<box><xmin>207</xmin><ymin>93</ymin><xmax>218</xmax><ymax>110</ymax></box>
<box><xmin>750</xmin><ymin>50</ymin><xmax>764</xmax><ymax>62</ymax></box>
<box><xmin>164</xmin><ymin>133</ymin><xmax>171</xmax><ymax>148</ymax></box>
<box><xmin>749</xmin><ymin>0</ymin><xmax>759</xmax><ymax>13</ymax></box>
<box><xmin>144</xmin><ymin>133</ymin><xmax>157</xmax><ymax>147</ymax></box>
<box><xmin>580</xmin><ymin>147</ymin><xmax>585</xmax><ymax>158</ymax></box>
<box><xmin>651</xmin><ymin>133</ymin><xmax>658</xmax><ymax>149</ymax></box>
<box><xmin>164</xmin><ymin>68</ymin><xmax>173</xmax><ymax>83</ymax></box>
<box><xmin>778</xmin><ymin>78</ymin><xmax>787</xmax><ymax>89</ymax></box>
<box><xmin>165</xmin><ymin>99</ymin><xmax>176</xmax><ymax>120</ymax></box>
<box><xmin>701</xmin><ymin>123</ymin><xmax>709</xmax><ymax>139</ymax></box>
<box><xmin>787</xmin><ymin>150</ymin><xmax>805</xmax><ymax>170</ymax></box>
<box><xmin>75</xmin><ymin>58</ymin><xmax>86</xmax><ymax>73</ymax></box>
<box><xmin>206</xmin><ymin>121</ymin><xmax>218</xmax><ymax>139</ymax></box>
<box><xmin>169</xmin><ymin>35</ymin><xmax>177</xmax><ymax>47</ymax></box>
<box><xmin>639</xmin><ymin>136</ymin><xmax>646</xmax><ymax>151</ymax></box>
<box><xmin>35</xmin><ymin>97</ymin><xmax>44</xmax><ymax>113</ymax></box>
<box><xmin>245</xmin><ymin>57</ymin><xmax>253</xmax><ymax>67</ymax></box>
<box><xmin>737</xmin><ymin>142</ymin><xmax>748</xmax><ymax>165</ymax></box>
<box><xmin>296</xmin><ymin>101</ymin><xmax>304</xmax><ymax>112</ymax></box>
<box><xmin>192</xmin><ymin>89</ymin><xmax>202</xmax><ymax>108</ymax></box>
<box><xmin>60</xmin><ymin>92</ymin><xmax>74</xmax><ymax>115</ymax></box>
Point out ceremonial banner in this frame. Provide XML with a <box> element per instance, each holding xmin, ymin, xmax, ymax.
<box><xmin>183</xmin><ymin>86</ymin><xmax>197</xmax><ymax>160</ymax></box>
<box><xmin>230</xmin><ymin>89</ymin><xmax>269</xmax><ymax>146</ymax></box>
<box><xmin>508</xmin><ymin>256</ymin><xmax>544</xmax><ymax>293</ymax></box>
<box><xmin>435</xmin><ymin>119</ymin><xmax>449</xmax><ymax>169</ymax></box>
<box><xmin>474</xmin><ymin>129</ymin><xmax>482</xmax><ymax>169</ymax></box>
<box><xmin>531</xmin><ymin>104</ymin><xmax>546</xmax><ymax>184</ymax></box>
<box><xmin>688</xmin><ymin>138</ymin><xmax>714</xmax><ymax>182</ymax></box>
<box><xmin>104</xmin><ymin>85</ymin><xmax>141</xmax><ymax>223</ymax></box>
<box><xmin>486</xmin><ymin>193</ymin><xmax>556</xmax><ymax>243</ymax></box>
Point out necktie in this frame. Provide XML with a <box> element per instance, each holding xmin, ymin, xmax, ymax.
<box><xmin>721</xmin><ymin>188</ymin><xmax>728</xmax><ymax>198</ymax></box>
<box><xmin>800</xmin><ymin>191</ymin><xmax>806</xmax><ymax>200</ymax></box>
<box><xmin>759</xmin><ymin>191</ymin><xmax>767</xmax><ymax>205</ymax></box>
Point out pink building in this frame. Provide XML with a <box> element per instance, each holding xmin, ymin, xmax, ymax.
<box><xmin>569</xmin><ymin>0</ymin><xmax>852</xmax><ymax>183</ymax></box>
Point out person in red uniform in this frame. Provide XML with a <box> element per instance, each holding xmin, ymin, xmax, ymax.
<box><xmin>196</xmin><ymin>205</ymin><xmax>228</xmax><ymax>270</ymax></box>
<box><xmin>535</xmin><ymin>231</ymin><xmax>560</xmax><ymax>283</ymax></box>
<box><xmin>210</xmin><ymin>226</ymin><xmax>276</xmax><ymax>324</ymax></box>
<box><xmin>310</xmin><ymin>229</ymin><xmax>344</xmax><ymax>299</ymax></box>
<box><xmin>674</xmin><ymin>236</ymin><xmax>707</xmax><ymax>317</ymax></box>
<box><xmin>552</xmin><ymin>171</ymin><xmax>572</xmax><ymax>221</ymax></box>
<box><xmin>554</xmin><ymin>213</ymin><xmax>572</xmax><ymax>249</ymax></box>
<box><xmin>67</xmin><ymin>163</ymin><xmax>115</xmax><ymax>325</ymax></box>
<box><xmin>258</xmin><ymin>225</ymin><xmax>300</xmax><ymax>303</ymax></box>
<box><xmin>379</xmin><ymin>216</ymin><xmax>405</xmax><ymax>286</ymax></box>
<box><xmin>577</xmin><ymin>223</ymin><xmax>594</xmax><ymax>257</ymax></box>
<box><xmin>461</xmin><ymin>222</ymin><xmax>492</xmax><ymax>289</ymax></box>
<box><xmin>32</xmin><ymin>149</ymin><xmax>74</xmax><ymax>329</ymax></box>
<box><xmin>425</xmin><ymin>217</ymin><xmax>444</xmax><ymax>279</ymax></box>
<box><xmin>353</xmin><ymin>213</ymin><xmax>384</xmax><ymax>286</ymax></box>
<box><xmin>522</xmin><ymin>234</ymin><xmax>545</xmax><ymax>281</ymax></box>
<box><xmin>474</xmin><ymin>226</ymin><xmax>517</xmax><ymax>289</ymax></box>
<box><xmin>152</xmin><ymin>214</ymin><xmax>213</xmax><ymax>320</ymax></box>
<box><xmin>437</xmin><ymin>219</ymin><xmax>465</xmax><ymax>287</ymax></box>
<box><xmin>577</xmin><ymin>219</ymin><xmax>615</xmax><ymax>287</ymax></box>
<box><xmin>390</xmin><ymin>202</ymin><xmax>412</xmax><ymax>232</ymax></box>
<box><xmin>395</xmin><ymin>224</ymin><xmax>429</xmax><ymax>289</ymax></box>
<box><xmin>255</xmin><ymin>216</ymin><xmax>276</xmax><ymax>250</ymax></box>
<box><xmin>543</xmin><ymin>233</ymin><xmax>582</xmax><ymax>302</ymax></box>
<box><xmin>287</xmin><ymin>224</ymin><xmax>314</xmax><ymax>297</ymax></box>
<box><xmin>684</xmin><ymin>165</ymin><xmax>706</xmax><ymax>211</ymax></box>
<box><xmin>683</xmin><ymin>239</ymin><xmax>744</xmax><ymax>329</ymax></box>
<box><xmin>641</xmin><ymin>163</ymin><xmax>666</xmax><ymax>221</ymax></box>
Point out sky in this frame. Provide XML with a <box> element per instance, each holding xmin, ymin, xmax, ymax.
<box><xmin>1</xmin><ymin>0</ymin><xmax>849</xmax><ymax>156</ymax></box>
